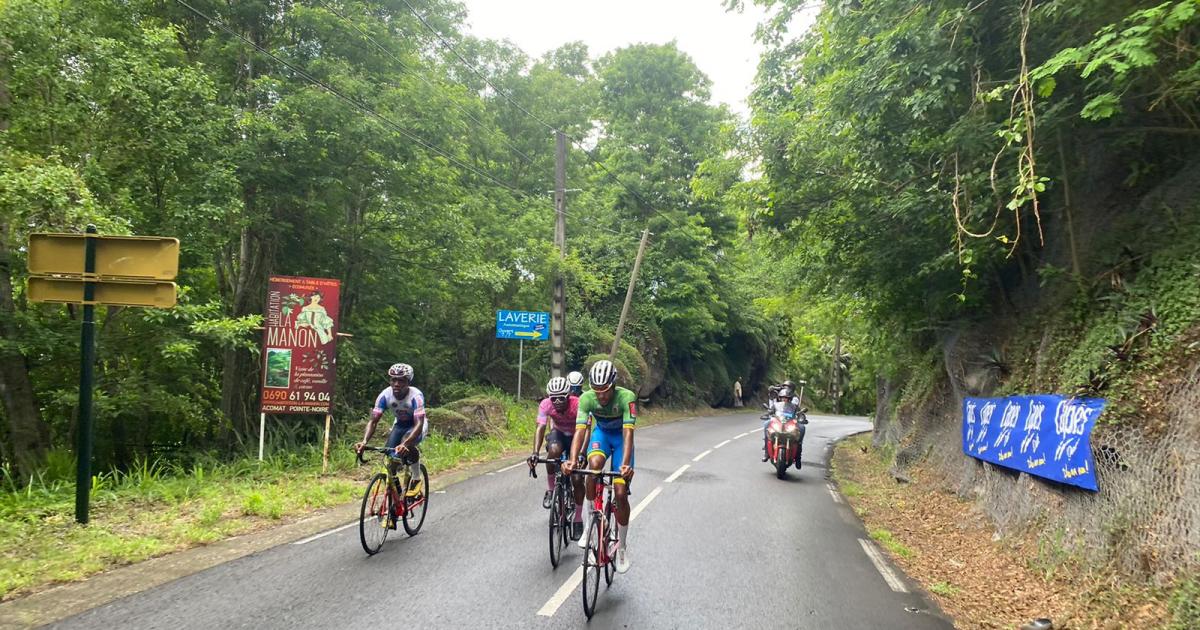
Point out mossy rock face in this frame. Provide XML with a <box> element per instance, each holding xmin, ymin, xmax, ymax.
<box><xmin>426</xmin><ymin>407</ymin><xmax>482</xmax><ymax>440</ymax></box>
<box><xmin>440</xmin><ymin>396</ymin><xmax>507</xmax><ymax>437</ymax></box>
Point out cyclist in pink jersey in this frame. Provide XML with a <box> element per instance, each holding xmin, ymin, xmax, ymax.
<box><xmin>528</xmin><ymin>376</ymin><xmax>586</xmax><ymax>540</ymax></box>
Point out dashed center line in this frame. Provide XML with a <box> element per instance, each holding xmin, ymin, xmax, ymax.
<box><xmin>664</xmin><ymin>464</ymin><xmax>690</xmax><ymax>483</ymax></box>
<box><xmin>537</xmin><ymin>484</ymin><xmax>664</xmax><ymax>617</ymax></box>
<box><xmin>713</xmin><ymin>439</ymin><xmax>731</xmax><ymax>449</ymax></box>
<box><xmin>692</xmin><ymin>449</ymin><xmax>712</xmax><ymax>462</ymax></box>
<box><xmin>496</xmin><ymin>460</ymin><xmax>529</xmax><ymax>473</ymax></box>
<box><xmin>732</xmin><ymin>430</ymin><xmax>751</xmax><ymax>440</ymax></box>
<box><xmin>629</xmin><ymin>485</ymin><xmax>662</xmax><ymax>521</ymax></box>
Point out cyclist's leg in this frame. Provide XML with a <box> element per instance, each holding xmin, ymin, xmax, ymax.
<box><xmin>584</xmin><ymin>426</ymin><xmax>610</xmax><ymax>505</ymax></box>
<box><xmin>545</xmin><ymin>429</ymin><xmax>565</xmax><ymax>478</ymax></box>
<box><xmin>579</xmin><ymin>427</ymin><xmax>610</xmax><ymax>548</ymax></box>
<box><xmin>401</xmin><ymin>427</ymin><xmax>426</xmax><ymax>496</ymax></box>
<box><xmin>608</xmin><ymin>430</ymin><xmax>632</xmax><ymax>527</ymax></box>
<box><xmin>383</xmin><ymin>423</ymin><xmax>406</xmax><ymax>475</ymax></box>
<box><xmin>568</xmin><ymin>429</ymin><xmax>586</xmax><ymax>521</ymax></box>
<box><xmin>608</xmin><ymin>430</ymin><xmax>634</xmax><ymax>573</ymax></box>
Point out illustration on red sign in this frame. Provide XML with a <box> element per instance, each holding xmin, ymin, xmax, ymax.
<box><xmin>260</xmin><ymin>276</ymin><xmax>340</xmax><ymax>414</ymax></box>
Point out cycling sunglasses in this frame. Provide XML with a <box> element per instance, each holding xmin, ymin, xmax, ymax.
<box><xmin>590</xmin><ymin>383</ymin><xmax>613</xmax><ymax>394</ymax></box>
<box><xmin>549</xmin><ymin>395</ymin><xmax>569</xmax><ymax>404</ymax></box>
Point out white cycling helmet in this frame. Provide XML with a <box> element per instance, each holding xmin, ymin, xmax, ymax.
<box><xmin>566</xmin><ymin>371</ymin><xmax>584</xmax><ymax>388</ymax></box>
<box><xmin>387</xmin><ymin>363</ymin><xmax>414</xmax><ymax>380</ymax></box>
<box><xmin>546</xmin><ymin>376</ymin><xmax>570</xmax><ymax>396</ymax></box>
<box><xmin>589</xmin><ymin>360</ymin><xmax>617</xmax><ymax>387</ymax></box>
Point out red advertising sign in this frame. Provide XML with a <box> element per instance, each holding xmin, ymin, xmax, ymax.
<box><xmin>260</xmin><ymin>275</ymin><xmax>340</xmax><ymax>414</ymax></box>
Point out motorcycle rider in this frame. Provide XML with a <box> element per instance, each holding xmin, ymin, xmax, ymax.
<box><xmin>761</xmin><ymin>384</ymin><xmax>806</xmax><ymax>469</ymax></box>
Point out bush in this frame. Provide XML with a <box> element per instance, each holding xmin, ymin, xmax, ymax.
<box><xmin>1169</xmin><ymin>575</ymin><xmax>1200</xmax><ymax>630</ymax></box>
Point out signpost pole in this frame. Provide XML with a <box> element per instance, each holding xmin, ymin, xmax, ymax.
<box><xmin>322</xmin><ymin>414</ymin><xmax>332</xmax><ymax>474</ymax></box>
<box><xmin>258</xmin><ymin>412</ymin><xmax>266</xmax><ymax>461</ymax></box>
<box><xmin>517</xmin><ymin>339</ymin><xmax>524</xmax><ymax>401</ymax></box>
<box><xmin>75</xmin><ymin>225</ymin><xmax>98</xmax><ymax>524</ymax></box>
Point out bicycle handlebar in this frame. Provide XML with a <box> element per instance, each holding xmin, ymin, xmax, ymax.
<box><xmin>569</xmin><ymin>469</ymin><xmax>623</xmax><ymax>479</ymax></box>
<box><xmin>355</xmin><ymin>445</ymin><xmax>401</xmax><ymax>466</ymax></box>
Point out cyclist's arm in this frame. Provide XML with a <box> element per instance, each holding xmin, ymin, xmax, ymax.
<box><xmin>620</xmin><ymin>393</ymin><xmax>636</xmax><ymax>470</ymax></box>
<box><xmin>361</xmin><ymin>393</ymin><xmax>389</xmax><ymax>445</ymax></box>
<box><xmin>533</xmin><ymin>401</ymin><xmax>550</xmax><ymax>455</ymax></box>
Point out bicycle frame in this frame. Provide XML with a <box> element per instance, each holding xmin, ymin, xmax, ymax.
<box><xmin>360</xmin><ymin>446</ymin><xmax>425</xmax><ymax>520</ymax></box>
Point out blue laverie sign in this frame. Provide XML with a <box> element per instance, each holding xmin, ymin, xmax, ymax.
<box><xmin>495</xmin><ymin>309</ymin><xmax>549</xmax><ymax>341</ymax></box>
<box><xmin>963</xmin><ymin>395</ymin><xmax>1106</xmax><ymax>491</ymax></box>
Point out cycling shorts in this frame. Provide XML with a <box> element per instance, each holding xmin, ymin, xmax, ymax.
<box><xmin>586</xmin><ymin>426</ymin><xmax>634</xmax><ymax>483</ymax></box>
<box><xmin>545</xmin><ymin>428</ymin><xmax>573</xmax><ymax>453</ymax></box>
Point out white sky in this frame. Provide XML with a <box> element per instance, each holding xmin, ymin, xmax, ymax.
<box><xmin>457</xmin><ymin>0</ymin><xmax>813</xmax><ymax>118</ymax></box>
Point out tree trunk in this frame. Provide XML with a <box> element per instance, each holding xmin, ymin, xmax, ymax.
<box><xmin>0</xmin><ymin>228</ymin><xmax>50</xmax><ymax>479</ymax></box>
<box><xmin>218</xmin><ymin>216</ymin><xmax>264</xmax><ymax>445</ymax></box>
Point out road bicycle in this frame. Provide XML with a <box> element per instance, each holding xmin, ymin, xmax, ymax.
<box><xmin>529</xmin><ymin>455</ymin><xmax>579</xmax><ymax>568</ymax></box>
<box><xmin>570</xmin><ymin>469</ymin><xmax>623</xmax><ymax>619</ymax></box>
<box><xmin>355</xmin><ymin>445</ymin><xmax>429</xmax><ymax>555</ymax></box>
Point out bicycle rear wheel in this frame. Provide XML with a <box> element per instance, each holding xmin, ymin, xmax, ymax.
<box><xmin>548</xmin><ymin>485</ymin><xmax>563</xmax><ymax>568</ymax></box>
<box><xmin>359</xmin><ymin>473</ymin><xmax>390</xmax><ymax>555</ymax></box>
<box><xmin>402</xmin><ymin>463</ymin><xmax>430</xmax><ymax>535</ymax></box>
<box><xmin>581</xmin><ymin>511</ymin><xmax>602</xmax><ymax>619</ymax></box>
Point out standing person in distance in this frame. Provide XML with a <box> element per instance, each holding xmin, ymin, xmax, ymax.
<box><xmin>563</xmin><ymin>360</ymin><xmax>637</xmax><ymax>574</ymax></box>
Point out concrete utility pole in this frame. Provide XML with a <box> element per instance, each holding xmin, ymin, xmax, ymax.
<box><xmin>611</xmin><ymin>228</ymin><xmax>651</xmax><ymax>359</ymax></box>
<box><xmin>551</xmin><ymin>131</ymin><xmax>567</xmax><ymax>378</ymax></box>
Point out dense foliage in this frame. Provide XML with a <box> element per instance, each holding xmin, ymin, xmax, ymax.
<box><xmin>736</xmin><ymin>0</ymin><xmax>1200</xmax><ymax>413</ymax></box>
<box><xmin>0</xmin><ymin>0</ymin><xmax>783</xmax><ymax>478</ymax></box>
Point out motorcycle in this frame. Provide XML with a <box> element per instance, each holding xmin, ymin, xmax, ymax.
<box><xmin>764</xmin><ymin>408</ymin><xmax>805</xmax><ymax>478</ymax></box>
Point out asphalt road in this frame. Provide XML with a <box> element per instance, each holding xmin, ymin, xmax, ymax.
<box><xmin>49</xmin><ymin>412</ymin><xmax>953</xmax><ymax>629</ymax></box>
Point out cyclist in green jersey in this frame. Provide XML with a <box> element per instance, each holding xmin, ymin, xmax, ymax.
<box><xmin>562</xmin><ymin>360</ymin><xmax>636</xmax><ymax>574</ymax></box>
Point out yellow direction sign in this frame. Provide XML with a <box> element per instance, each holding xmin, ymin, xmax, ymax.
<box><xmin>29</xmin><ymin>233</ymin><xmax>179</xmax><ymax>280</ymax></box>
<box><xmin>28</xmin><ymin>276</ymin><xmax>178</xmax><ymax>308</ymax></box>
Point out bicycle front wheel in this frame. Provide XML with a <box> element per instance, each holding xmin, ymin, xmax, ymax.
<box><xmin>402</xmin><ymin>463</ymin><xmax>430</xmax><ymax>535</ymax></box>
<box><xmin>581</xmin><ymin>511</ymin><xmax>602</xmax><ymax>619</ymax></box>
<box><xmin>359</xmin><ymin>473</ymin><xmax>390</xmax><ymax>555</ymax></box>
<box><xmin>548</xmin><ymin>485</ymin><xmax>563</xmax><ymax>568</ymax></box>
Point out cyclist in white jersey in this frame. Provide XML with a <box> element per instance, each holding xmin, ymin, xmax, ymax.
<box><xmin>355</xmin><ymin>362</ymin><xmax>428</xmax><ymax>497</ymax></box>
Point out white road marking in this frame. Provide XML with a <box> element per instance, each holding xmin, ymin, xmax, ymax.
<box><xmin>291</xmin><ymin>521</ymin><xmax>357</xmax><ymax>545</ymax></box>
<box><xmin>630</xmin><ymin>486</ymin><xmax>663</xmax><ymax>522</ymax></box>
<box><xmin>435</xmin><ymin>490</ymin><xmax>447</xmax><ymax>494</ymax></box>
<box><xmin>664</xmin><ymin>464</ymin><xmax>690</xmax><ymax>483</ymax></box>
<box><xmin>536</xmin><ymin>567</ymin><xmax>583</xmax><ymax>617</ymax></box>
<box><xmin>827</xmin><ymin>484</ymin><xmax>843</xmax><ymax>504</ymax></box>
<box><xmin>497</xmin><ymin>460</ymin><xmax>529</xmax><ymax>473</ymax></box>
<box><xmin>732</xmin><ymin>430</ymin><xmax>752</xmax><ymax>440</ymax></box>
<box><xmin>692</xmin><ymin>449</ymin><xmax>712</xmax><ymax>462</ymax></box>
<box><xmin>858</xmin><ymin>538</ymin><xmax>910</xmax><ymax>593</ymax></box>
<box><xmin>537</xmin><ymin>485</ymin><xmax>664</xmax><ymax>617</ymax></box>
<box><xmin>486</xmin><ymin>472</ymin><xmax>495</xmax><ymax>476</ymax></box>
<box><xmin>713</xmin><ymin>439</ymin><xmax>731</xmax><ymax>449</ymax></box>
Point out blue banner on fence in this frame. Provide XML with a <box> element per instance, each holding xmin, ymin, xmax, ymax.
<box><xmin>962</xmin><ymin>395</ymin><xmax>1106</xmax><ymax>491</ymax></box>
